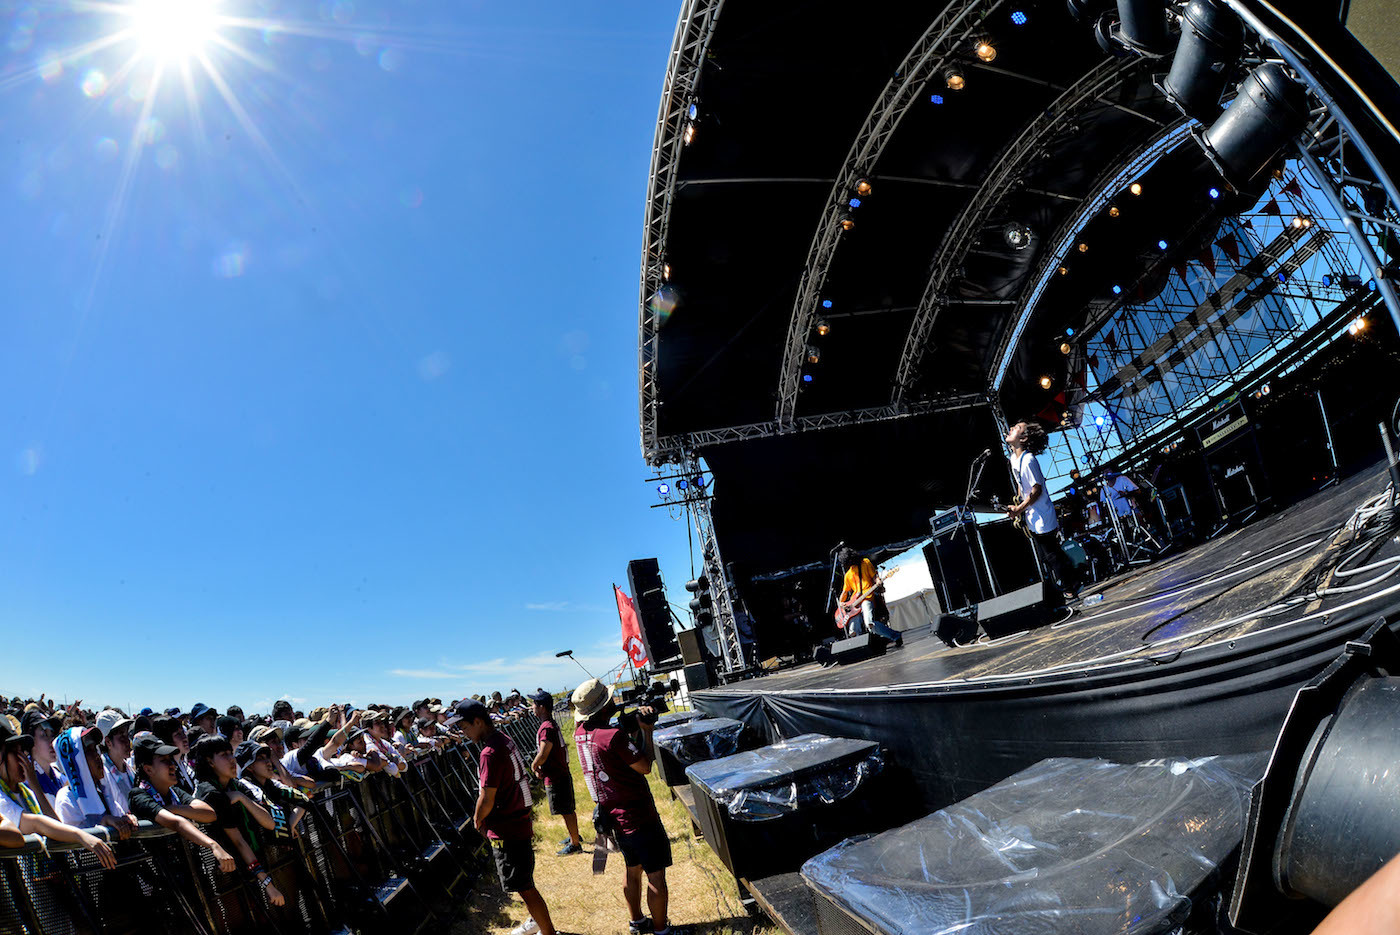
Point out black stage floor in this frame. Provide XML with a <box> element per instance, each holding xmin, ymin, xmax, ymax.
<box><xmin>694</xmin><ymin>458</ymin><xmax>1400</xmax><ymax>809</ymax></box>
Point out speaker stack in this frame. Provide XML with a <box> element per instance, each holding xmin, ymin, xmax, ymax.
<box><xmin>627</xmin><ymin>558</ymin><xmax>680</xmax><ymax>666</ymax></box>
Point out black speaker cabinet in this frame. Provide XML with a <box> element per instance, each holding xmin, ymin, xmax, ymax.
<box><xmin>687</xmin><ymin>734</ymin><xmax>905</xmax><ymax>883</ymax></box>
<box><xmin>628</xmin><ymin>558</ymin><xmax>680</xmax><ymax>664</ymax></box>
<box><xmin>653</xmin><ymin>716</ymin><xmax>749</xmax><ymax>787</ymax></box>
<box><xmin>976</xmin><ymin>580</ymin><xmax>1053</xmax><ymax>639</ymax></box>
<box><xmin>830</xmin><ymin>633</ymin><xmax>886</xmax><ymax>665</ymax></box>
<box><xmin>683</xmin><ymin>661</ymin><xmax>712</xmax><ymax>692</ymax></box>
<box><xmin>677</xmin><ymin>627</ymin><xmax>706</xmax><ymax>666</ymax></box>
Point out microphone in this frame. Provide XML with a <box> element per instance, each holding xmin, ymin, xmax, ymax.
<box><xmin>974</xmin><ymin>448</ymin><xmax>993</xmax><ymax>463</ymax></box>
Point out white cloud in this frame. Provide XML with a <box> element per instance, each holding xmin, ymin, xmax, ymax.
<box><xmin>525</xmin><ymin>601</ymin><xmax>571</xmax><ymax>611</ymax></box>
<box><xmin>524</xmin><ymin>600</ymin><xmax>608</xmax><ymax>613</ymax></box>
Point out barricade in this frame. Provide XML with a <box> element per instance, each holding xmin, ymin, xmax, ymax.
<box><xmin>0</xmin><ymin>718</ymin><xmax>545</xmax><ymax>935</ymax></box>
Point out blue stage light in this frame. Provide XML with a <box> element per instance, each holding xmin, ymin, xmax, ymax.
<box><xmin>930</xmin><ymin>94</ymin><xmax>944</xmax><ymax>105</ymax></box>
<box><xmin>1277</xmin><ymin>271</ymin><xmax>1288</xmax><ymax>283</ymax></box>
<box><xmin>1368</xmin><ymin>278</ymin><xmax>1378</xmax><ymax>291</ymax></box>
<box><xmin>1208</xmin><ymin>186</ymin><xmax>1221</xmax><ymax>199</ymax></box>
<box><xmin>694</xmin><ymin>475</ymin><xmax>706</xmax><ymax>488</ymax></box>
<box><xmin>849</xmin><ymin>197</ymin><xmax>862</xmax><ymax>208</ymax></box>
<box><xmin>1095</xmin><ymin>415</ymin><xmax>1106</xmax><ymax>427</ymax></box>
<box><xmin>802</xmin><ymin>374</ymin><xmax>813</xmax><ymax>383</ymax></box>
<box><xmin>657</xmin><ymin>483</ymin><xmax>670</xmax><ymax>495</ymax></box>
<box><xmin>1011</xmin><ymin>10</ymin><xmax>1028</xmax><ymax>25</ymax></box>
<box><xmin>1321</xmin><ymin>274</ymin><xmax>1333</xmax><ymax>287</ymax></box>
<box><xmin>687</xmin><ymin>103</ymin><xmax>697</xmax><ymax>120</ymax></box>
<box><xmin>822</xmin><ymin>299</ymin><xmax>833</xmax><ymax>308</ymax></box>
<box><xmin>1065</xmin><ymin>327</ymin><xmax>1074</xmax><ymax>337</ymax></box>
<box><xmin>677</xmin><ymin>479</ymin><xmax>688</xmax><ymax>490</ymax></box>
<box><xmin>1111</xmin><ymin>284</ymin><xmax>1122</xmax><ymax>295</ymax></box>
<box><xmin>1158</xmin><ymin>239</ymin><xmax>1169</xmax><ymax>250</ymax></box>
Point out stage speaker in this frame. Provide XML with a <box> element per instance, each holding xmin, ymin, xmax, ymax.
<box><xmin>976</xmin><ymin>581</ymin><xmax>1054</xmax><ymax>639</ymax></box>
<box><xmin>628</xmin><ymin>558</ymin><xmax>680</xmax><ymax>665</ymax></box>
<box><xmin>677</xmin><ymin>628</ymin><xmax>706</xmax><ymax>666</ymax></box>
<box><xmin>830</xmin><ymin>633</ymin><xmax>887</xmax><ymax>665</ymax></box>
<box><xmin>935</xmin><ymin>610</ymin><xmax>978</xmax><ymax>647</ymax></box>
<box><xmin>682</xmin><ymin>662</ymin><xmax>711</xmax><ymax>693</ymax></box>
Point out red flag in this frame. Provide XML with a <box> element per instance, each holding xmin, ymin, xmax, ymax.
<box><xmin>1260</xmin><ymin>198</ymin><xmax>1281</xmax><ymax>216</ymax></box>
<box><xmin>1197</xmin><ymin>247</ymin><xmax>1216</xmax><ymax>276</ymax></box>
<box><xmin>615</xmin><ymin>585</ymin><xmax>649</xmax><ymax>667</ymax></box>
<box><xmin>1173</xmin><ymin>258</ymin><xmax>1190</xmax><ymax>282</ymax></box>
<box><xmin>1283</xmin><ymin>178</ymin><xmax>1303</xmax><ymax>198</ymax></box>
<box><xmin>1216</xmin><ymin>233</ymin><xmax>1240</xmax><ymax>265</ymax></box>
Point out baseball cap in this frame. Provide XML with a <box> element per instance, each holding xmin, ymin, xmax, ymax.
<box><xmin>248</xmin><ymin>725</ymin><xmax>283</xmax><ymax>744</ymax></box>
<box><xmin>0</xmin><ymin>718</ymin><xmax>34</xmax><ymax>753</ymax></box>
<box><xmin>20</xmin><ymin>710</ymin><xmax>61</xmax><ymax>737</ymax></box>
<box><xmin>189</xmin><ymin>703</ymin><xmax>216</xmax><ymax>722</ymax></box>
<box><xmin>527</xmin><ymin>689</ymin><xmax>553</xmax><ymax>705</ymax></box>
<box><xmin>235</xmin><ymin>740</ymin><xmax>270</xmax><ymax>774</ymax></box>
<box><xmin>96</xmin><ymin>709</ymin><xmax>134</xmax><ymax>740</ymax></box>
<box><xmin>132</xmin><ymin>731</ymin><xmax>179</xmax><ymax>763</ymax></box>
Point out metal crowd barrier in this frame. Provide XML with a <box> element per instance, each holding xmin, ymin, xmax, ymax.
<box><xmin>0</xmin><ymin>714</ymin><xmax>546</xmax><ymax>935</ymax></box>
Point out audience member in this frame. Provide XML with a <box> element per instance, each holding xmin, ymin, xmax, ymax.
<box><xmin>127</xmin><ymin>732</ymin><xmax>235</xmax><ymax>872</ymax></box>
<box><xmin>94</xmin><ymin>709</ymin><xmax>137</xmax><ymax>808</ymax></box>
<box><xmin>0</xmin><ymin>720</ymin><xmax>117</xmax><ymax>869</ymax></box>
<box><xmin>191</xmin><ymin>736</ymin><xmax>285</xmax><ymax>907</ymax></box>
<box><xmin>528</xmin><ymin>690</ymin><xmax>581</xmax><ymax>856</ymax></box>
<box><xmin>21</xmin><ymin>709</ymin><xmax>66</xmax><ymax>800</ymax></box>
<box><xmin>53</xmin><ymin>725</ymin><xmax>137</xmax><ymax>837</ymax></box>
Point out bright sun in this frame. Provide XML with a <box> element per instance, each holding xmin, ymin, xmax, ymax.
<box><xmin>128</xmin><ymin>0</ymin><xmax>221</xmax><ymax>61</ymax></box>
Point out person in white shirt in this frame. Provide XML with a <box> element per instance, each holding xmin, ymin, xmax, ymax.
<box><xmin>1100</xmin><ymin>468</ymin><xmax>1140</xmax><ymax>517</ymax></box>
<box><xmin>1004</xmin><ymin>420</ymin><xmax>1079</xmax><ymax>600</ymax></box>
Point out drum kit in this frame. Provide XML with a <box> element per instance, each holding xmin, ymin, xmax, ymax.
<box><xmin>1058</xmin><ymin>472</ymin><xmax>1169</xmax><ymax>583</ymax></box>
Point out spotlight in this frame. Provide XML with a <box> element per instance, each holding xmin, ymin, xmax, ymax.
<box><xmin>687</xmin><ymin>102</ymin><xmax>698</xmax><ymax>120</ymax></box>
<box><xmin>1108</xmin><ymin>205</ymin><xmax>1121</xmax><ymax>218</ymax></box>
<box><xmin>840</xmin><ymin>215</ymin><xmax>855</xmax><ymax>231</ymax></box>
<box><xmin>1368</xmin><ymin>278</ymin><xmax>1378</xmax><ymax>292</ymax></box>
<box><xmin>1112</xmin><ymin>284</ymin><xmax>1123</xmax><ymax>294</ymax></box>
<box><xmin>930</xmin><ymin>93</ymin><xmax>945</xmax><ymax>105</ymax></box>
<box><xmin>849</xmin><ymin>197</ymin><xmax>862</xmax><ymax>208</ymax></box>
<box><xmin>1321</xmin><ymin>273</ymin><xmax>1333</xmax><ymax>287</ymax></box>
<box><xmin>1078</xmin><ymin>242</ymin><xmax>1089</xmax><ymax>253</ymax></box>
<box><xmin>975</xmin><ymin>39</ymin><xmax>997</xmax><ymax>62</ymax></box>
<box><xmin>684</xmin><ymin>123</ymin><xmax>697</xmax><ymax>145</ymax></box>
<box><xmin>1011</xmin><ymin>10</ymin><xmax>1028</xmax><ymax>25</ymax></box>
<box><xmin>1058</xmin><ymin>265</ymin><xmax>1069</xmax><ymax>276</ymax></box>
<box><xmin>663</xmin><ymin>263</ymin><xmax>671</xmax><ymax>280</ymax></box>
<box><xmin>806</xmin><ymin>345</ymin><xmax>820</xmax><ymax>364</ymax></box>
<box><xmin>1003</xmin><ymin>221</ymin><xmax>1033</xmax><ymax>250</ymax></box>
<box><xmin>1262</xmin><ymin>383</ymin><xmax>1270</xmax><ymax>395</ymax></box>
<box><xmin>1039</xmin><ymin>375</ymin><xmax>1053</xmax><ymax>389</ymax></box>
<box><xmin>1208</xmin><ymin>186</ymin><xmax>1221</xmax><ymax>199</ymax></box>
<box><xmin>1291</xmin><ymin>215</ymin><xmax>1312</xmax><ymax>229</ymax></box>
<box><xmin>1095</xmin><ymin>415</ymin><xmax>1106</xmax><ymax>427</ymax></box>
<box><xmin>1163</xmin><ymin>0</ymin><xmax>1243</xmax><ymax>121</ymax></box>
<box><xmin>1340</xmin><ymin>273</ymin><xmax>1363</xmax><ymax>290</ymax></box>
<box><xmin>1060</xmin><ymin>342</ymin><xmax>1072</xmax><ymax>355</ymax></box>
<box><xmin>1355</xmin><ymin>316</ymin><xmax>1368</xmax><ymax>331</ymax></box>
<box><xmin>694</xmin><ymin>475</ymin><xmax>706</xmax><ymax>488</ymax></box>
<box><xmin>822</xmin><ymin>299</ymin><xmax>833</xmax><ymax>308</ymax></box>
<box><xmin>945</xmin><ymin>65</ymin><xmax>966</xmax><ymax>90</ymax></box>
<box><xmin>1200</xmin><ymin>64</ymin><xmax>1309</xmax><ymax>189</ymax></box>
<box><xmin>816</xmin><ymin>319</ymin><xmax>831</xmax><ymax>337</ymax></box>
<box><xmin>1277</xmin><ymin>271</ymin><xmax>1288</xmax><ymax>283</ymax></box>
<box><xmin>855</xmin><ymin>178</ymin><xmax>872</xmax><ymax>196</ymax></box>
<box><xmin>1116</xmin><ymin>0</ymin><xmax>1171</xmax><ymax>54</ymax></box>
<box><xmin>802</xmin><ymin>373</ymin><xmax>813</xmax><ymax>383</ymax></box>
<box><xmin>658</xmin><ymin>483</ymin><xmax>671</xmax><ymax>496</ymax></box>
<box><xmin>1065</xmin><ymin>327</ymin><xmax>1074</xmax><ymax>336</ymax></box>
<box><xmin>1129</xmin><ymin>182</ymin><xmax>1143</xmax><ymax>196</ymax></box>
<box><xmin>1158</xmin><ymin>239</ymin><xmax>1170</xmax><ymax>250</ymax></box>
<box><xmin>677</xmin><ymin>479</ymin><xmax>688</xmax><ymax>490</ymax></box>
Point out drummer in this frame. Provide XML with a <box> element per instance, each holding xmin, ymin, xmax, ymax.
<box><xmin>1100</xmin><ymin>466</ymin><xmax>1142</xmax><ymax>520</ymax></box>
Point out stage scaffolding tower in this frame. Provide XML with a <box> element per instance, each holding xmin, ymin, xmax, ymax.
<box><xmin>682</xmin><ymin>460</ymin><xmax>748</xmax><ymax>676</ymax></box>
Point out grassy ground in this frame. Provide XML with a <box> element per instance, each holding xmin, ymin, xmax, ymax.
<box><xmin>454</xmin><ymin>713</ymin><xmax>774</xmax><ymax>935</ymax></box>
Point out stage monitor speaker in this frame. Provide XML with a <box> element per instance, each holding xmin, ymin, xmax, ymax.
<box><xmin>682</xmin><ymin>661</ymin><xmax>711</xmax><ymax>693</ymax></box>
<box><xmin>830</xmin><ymin>633</ymin><xmax>887</xmax><ymax>665</ymax></box>
<box><xmin>935</xmin><ymin>610</ymin><xmax>978</xmax><ymax>647</ymax></box>
<box><xmin>628</xmin><ymin>558</ymin><xmax>680</xmax><ymax>665</ymax></box>
<box><xmin>677</xmin><ymin>628</ymin><xmax>706</xmax><ymax>666</ymax></box>
<box><xmin>976</xmin><ymin>581</ymin><xmax>1054</xmax><ymax>639</ymax></box>
<box><xmin>924</xmin><ymin>535</ymin><xmax>982</xmax><ymax>612</ymax></box>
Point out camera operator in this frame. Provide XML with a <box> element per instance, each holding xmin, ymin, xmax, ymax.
<box><xmin>571</xmin><ymin>678</ymin><xmax>688</xmax><ymax>935</ymax></box>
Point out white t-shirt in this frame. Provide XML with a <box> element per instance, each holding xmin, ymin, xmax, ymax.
<box><xmin>0</xmin><ymin>788</ymin><xmax>28</xmax><ymax>829</ymax></box>
<box><xmin>1013</xmin><ymin>451</ymin><xmax>1058</xmax><ymax>535</ymax></box>
<box><xmin>1102</xmin><ymin>474</ymin><xmax>1139</xmax><ymax>516</ymax></box>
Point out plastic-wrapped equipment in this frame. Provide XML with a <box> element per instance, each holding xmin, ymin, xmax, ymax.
<box><xmin>653</xmin><ymin>710</ymin><xmax>708</xmax><ymax>730</ymax></box>
<box><xmin>686</xmin><ymin>733</ymin><xmax>884</xmax><ymax>821</ymax></box>
<box><xmin>802</xmin><ymin>754</ymin><xmax>1267</xmax><ymax>935</ymax></box>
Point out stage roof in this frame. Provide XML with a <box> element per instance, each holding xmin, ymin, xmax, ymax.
<box><xmin>637</xmin><ymin>0</ymin><xmax>1400</xmax><ymax>573</ymax></box>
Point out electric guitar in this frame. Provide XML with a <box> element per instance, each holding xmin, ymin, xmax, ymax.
<box><xmin>833</xmin><ymin>566</ymin><xmax>901</xmax><ymax>629</ymax></box>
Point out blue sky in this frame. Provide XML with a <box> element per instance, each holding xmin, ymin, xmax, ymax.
<box><xmin>0</xmin><ymin>0</ymin><xmax>699</xmax><ymax>711</ymax></box>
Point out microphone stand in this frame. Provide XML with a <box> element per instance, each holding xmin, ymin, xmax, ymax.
<box><xmin>957</xmin><ymin>452</ymin><xmax>998</xmax><ymax>602</ymax></box>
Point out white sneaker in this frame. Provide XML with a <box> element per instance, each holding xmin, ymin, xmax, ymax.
<box><xmin>509</xmin><ymin>920</ymin><xmax>539</xmax><ymax>935</ymax></box>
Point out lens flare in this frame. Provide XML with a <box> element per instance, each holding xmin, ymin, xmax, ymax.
<box><xmin>129</xmin><ymin>0</ymin><xmax>220</xmax><ymax>62</ymax></box>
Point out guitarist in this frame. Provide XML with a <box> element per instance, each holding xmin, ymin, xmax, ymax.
<box><xmin>1004</xmin><ymin>421</ymin><xmax>1079</xmax><ymax>601</ymax></box>
<box><xmin>836</xmin><ymin>549</ymin><xmax>903</xmax><ymax>648</ymax></box>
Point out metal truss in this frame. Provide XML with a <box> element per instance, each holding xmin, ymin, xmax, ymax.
<box><xmin>893</xmin><ymin>57</ymin><xmax>1143</xmax><ymax>407</ymax></box>
<box><xmin>638</xmin><ymin>0</ymin><xmax>726</xmax><ymax>462</ymax></box>
<box><xmin>679</xmin><ymin>464</ymin><xmax>747</xmax><ymax>674</ymax></box>
<box><xmin>647</xmin><ymin>392</ymin><xmax>988</xmax><ymax>465</ymax></box>
<box><xmin>773</xmin><ymin>0</ymin><xmax>1008</xmax><ymax>428</ymax></box>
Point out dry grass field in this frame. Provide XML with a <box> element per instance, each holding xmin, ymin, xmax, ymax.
<box><xmin>453</xmin><ymin>712</ymin><xmax>776</xmax><ymax>935</ymax></box>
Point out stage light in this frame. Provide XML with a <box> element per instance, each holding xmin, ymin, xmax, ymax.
<box><xmin>1262</xmin><ymin>383</ymin><xmax>1270</xmax><ymax>395</ymax></box>
<box><xmin>677</xmin><ymin>479</ymin><xmax>688</xmax><ymax>490</ymax></box>
<box><xmin>1277</xmin><ymin>271</ymin><xmax>1288</xmax><ymax>283</ymax></box>
<box><xmin>840</xmin><ymin>215</ymin><xmax>855</xmax><ymax>231</ymax></box>
<box><xmin>1112</xmin><ymin>284</ymin><xmax>1122</xmax><ymax>294</ymax></box>
<box><xmin>1011</xmin><ymin>10</ymin><xmax>1028</xmax><ymax>26</ymax></box>
<box><xmin>1003</xmin><ymin>221</ymin><xmax>1033</xmax><ymax>250</ymax></box>
<box><xmin>663</xmin><ymin>263</ymin><xmax>672</xmax><ymax>281</ymax></box>
<box><xmin>816</xmin><ymin>318</ymin><xmax>831</xmax><ymax>337</ymax></box>
<box><xmin>822</xmin><ymin>299</ymin><xmax>833</xmax><ymax>308</ymax></box>
<box><xmin>1095</xmin><ymin>415</ymin><xmax>1106</xmax><ymax>427</ymax></box>
<box><xmin>855</xmin><ymin>178</ymin><xmax>873</xmax><ymax>196</ymax></box>
<box><xmin>657</xmin><ymin>483</ymin><xmax>671</xmax><ymax>496</ymax></box>
<box><xmin>1058</xmin><ymin>265</ymin><xmax>1069</xmax><ymax>276</ymax></box>
<box><xmin>806</xmin><ymin>345</ymin><xmax>820</xmax><ymax>364</ymax></box>
<box><xmin>1200</xmin><ymin>64</ymin><xmax>1309</xmax><ymax>189</ymax></box>
<box><xmin>694</xmin><ymin>475</ymin><xmax>706</xmax><ymax>488</ymax></box>
<box><xmin>1322</xmin><ymin>273</ymin><xmax>1333</xmax><ymax>287</ymax></box>
<box><xmin>849</xmin><ymin>197</ymin><xmax>862</xmax><ymax>208</ymax></box>
<box><xmin>688</xmin><ymin>102</ymin><xmax>698</xmax><ymax>120</ymax></box>
<box><xmin>1291</xmin><ymin>215</ymin><xmax>1312</xmax><ymax>229</ymax></box>
<box><xmin>684</xmin><ymin>123</ymin><xmax>696</xmax><ymax>145</ymax></box>
<box><xmin>1060</xmin><ymin>342</ymin><xmax>1072</xmax><ymax>355</ymax></box>
<box><xmin>802</xmin><ymin>374</ymin><xmax>813</xmax><ymax>383</ymax></box>
<box><xmin>1039</xmin><ymin>375</ymin><xmax>1053</xmax><ymax>389</ymax></box>
<box><xmin>1355</xmin><ymin>316</ymin><xmax>1368</xmax><ymax>331</ymax></box>
<box><xmin>930</xmin><ymin>93</ymin><xmax>945</xmax><ymax>105</ymax></box>
<box><xmin>945</xmin><ymin>65</ymin><xmax>965</xmax><ymax>91</ymax></box>
<box><xmin>1108</xmin><ymin>205</ymin><xmax>1121</xmax><ymax>218</ymax></box>
<box><xmin>1116</xmin><ymin>0</ymin><xmax>1171</xmax><ymax>54</ymax></box>
<box><xmin>1065</xmin><ymin>327</ymin><xmax>1075</xmax><ymax>336</ymax></box>
<box><xmin>1208</xmin><ymin>186</ymin><xmax>1221</xmax><ymax>199</ymax></box>
<box><xmin>1129</xmin><ymin>182</ymin><xmax>1143</xmax><ymax>196</ymax></box>
<box><xmin>1158</xmin><ymin>239</ymin><xmax>1169</xmax><ymax>250</ymax></box>
<box><xmin>1078</xmin><ymin>242</ymin><xmax>1089</xmax><ymax>253</ymax></box>
<box><xmin>975</xmin><ymin>39</ymin><xmax>997</xmax><ymax>62</ymax></box>
<box><xmin>1163</xmin><ymin>0</ymin><xmax>1243</xmax><ymax>120</ymax></box>
<box><xmin>1368</xmin><ymin>278</ymin><xmax>1378</xmax><ymax>291</ymax></box>
<box><xmin>1348</xmin><ymin>321</ymin><xmax>1359</xmax><ymax>336</ymax></box>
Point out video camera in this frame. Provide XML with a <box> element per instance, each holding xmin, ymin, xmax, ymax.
<box><xmin>615</xmin><ymin>677</ymin><xmax>680</xmax><ymax>733</ymax></box>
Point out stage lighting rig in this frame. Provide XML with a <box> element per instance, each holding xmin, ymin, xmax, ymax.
<box><xmin>1129</xmin><ymin>182</ymin><xmax>1143</xmax><ymax>196</ymax></box>
<box><xmin>1162</xmin><ymin>0</ymin><xmax>1243</xmax><ymax>121</ymax></box>
<box><xmin>1093</xmin><ymin>0</ymin><xmax>1172</xmax><ymax>57</ymax></box>
<box><xmin>806</xmin><ymin>345</ymin><xmax>821</xmax><ymax>364</ymax></box>
<box><xmin>975</xmin><ymin>39</ymin><xmax>997</xmax><ymax>62</ymax></box>
<box><xmin>1002</xmin><ymin>221</ymin><xmax>1033</xmax><ymax>250</ymax></box>
<box><xmin>816</xmin><ymin>318</ymin><xmax>831</xmax><ymax>337</ymax></box>
<box><xmin>944</xmin><ymin>65</ymin><xmax>966</xmax><ymax>91</ymax></box>
<box><xmin>1198</xmin><ymin>63</ymin><xmax>1309</xmax><ymax>191</ymax></box>
<box><xmin>855</xmin><ymin>178</ymin><xmax>872</xmax><ymax>196</ymax></box>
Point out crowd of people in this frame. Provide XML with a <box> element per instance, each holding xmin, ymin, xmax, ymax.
<box><xmin>0</xmin><ymin>681</ymin><xmax>688</xmax><ymax>935</ymax></box>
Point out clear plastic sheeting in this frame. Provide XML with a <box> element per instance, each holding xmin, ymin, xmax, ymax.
<box><xmin>801</xmin><ymin>753</ymin><xmax>1268</xmax><ymax>935</ymax></box>
<box><xmin>654</xmin><ymin>710</ymin><xmax>708</xmax><ymax>730</ymax></box>
<box><xmin>653</xmin><ymin>716</ymin><xmax>746</xmax><ymax>766</ymax></box>
<box><xmin>686</xmin><ymin>733</ymin><xmax>884</xmax><ymax>821</ymax></box>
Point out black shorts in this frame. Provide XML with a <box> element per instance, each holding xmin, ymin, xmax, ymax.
<box><xmin>546</xmin><ymin>779</ymin><xmax>575</xmax><ymax>816</ymax></box>
<box><xmin>616</xmin><ymin>818</ymin><xmax>672</xmax><ymax>874</ymax></box>
<box><xmin>491</xmin><ymin>838</ymin><xmax>536</xmax><ymax>893</ymax></box>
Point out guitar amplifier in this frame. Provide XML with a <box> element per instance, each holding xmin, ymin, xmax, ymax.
<box><xmin>687</xmin><ymin>735</ymin><xmax>909</xmax><ymax>883</ymax></box>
